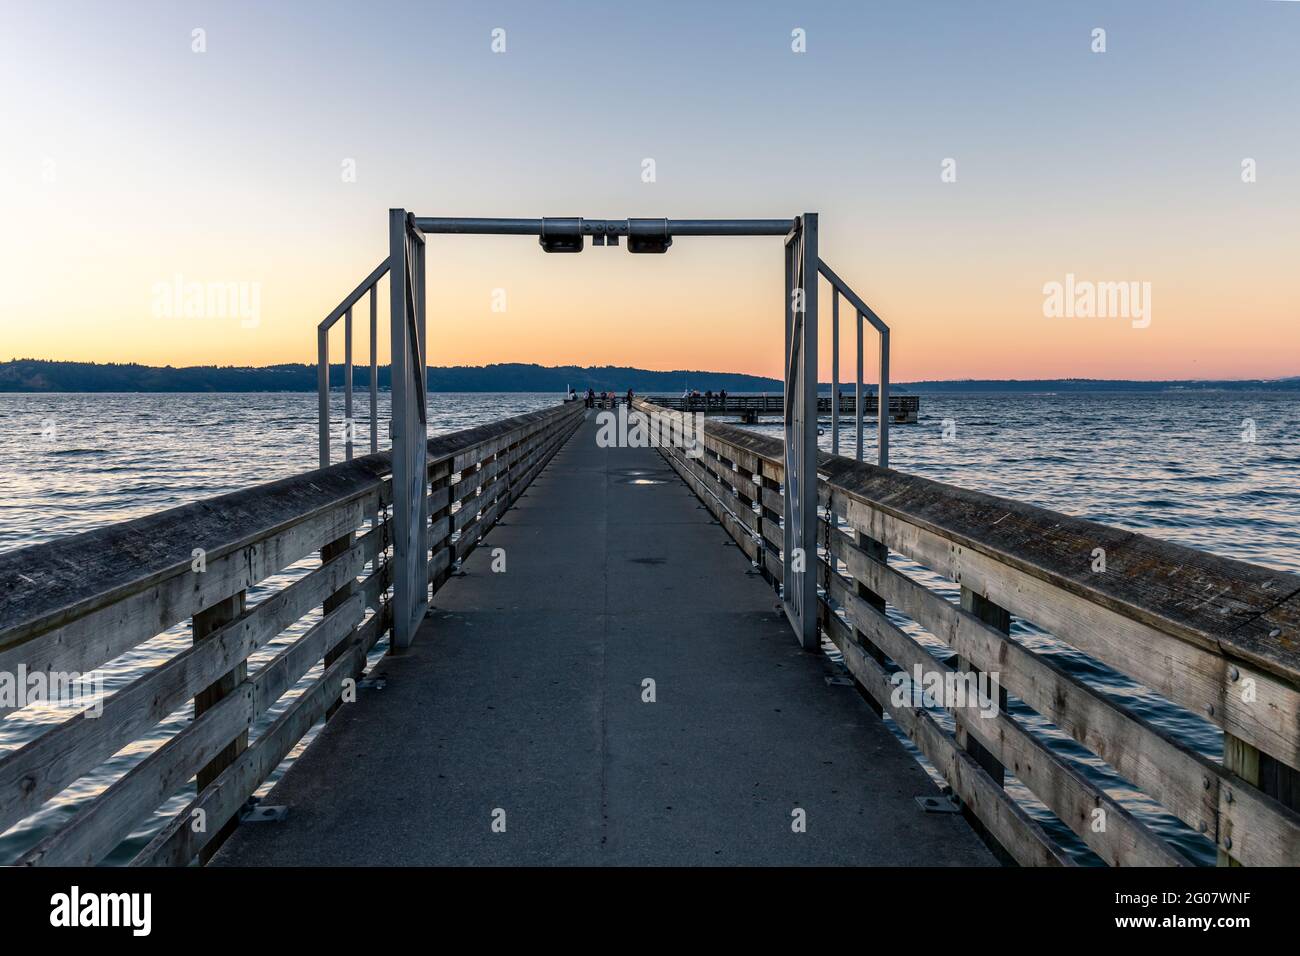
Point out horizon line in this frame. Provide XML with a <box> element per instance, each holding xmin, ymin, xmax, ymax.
<box><xmin>3</xmin><ymin>357</ymin><xmax>1298</xmax><ymax>386</ymax></box>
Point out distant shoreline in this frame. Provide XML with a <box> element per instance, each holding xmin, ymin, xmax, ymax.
<box><xmin>1</xmin><ymin>359</ymin><xmax>1297</xmax><ymax>394</ymax></box>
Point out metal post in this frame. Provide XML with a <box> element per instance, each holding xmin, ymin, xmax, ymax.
<box><xmin>831</xmin><ymin>289</ymin><xmax>839</xmax><ymax>455</ymax></box>
<box><xmin>800</xmin><ymin>214</ymin><xmax>819</xmax><ymax>649</ymax></box>
<box><xmin>855</xmin><ymin>310</ymin><xmax>864</xmax><ymax>462</ymax></box>
<box><xmin>878</xmin><ymin>328</ymin><xmax>890</xmax><ymax>468</ymax></box>
<box><xmin>344</xmin><ymin>307</ymin><xmax>353</xmax><ymax>461</ymax></box>
<box><xmin>369</xmin><ymin>286</ymin><xmax>378</xmax><ymax>454</ymax></box>
<box><xmin>388</xmin><ymin>208</ymin><xmax>427</xmax><ymax>651</ymax></box>
<box><xmin>414</xmin><ymin>225</ymin><xmax>429</xmax><ymax>607</ymax></box>
<box><xmin>782</xmin><ymin>214</ymin><xmax>820</xmax><ymax>651</ymax></box>
<box><xmin>317</xmin><ymin>327</ymin><xmax>329</xmax><ymax>468</ymax></box>
<box><xmin>782</xmin><ymin>231</ymin><xmax>794</xmax><ymax>610</ymax></box>
<box><xmin>387</xmin><ymin>207</ymin><xmax>410</xmax><ymax>648</ymax></box>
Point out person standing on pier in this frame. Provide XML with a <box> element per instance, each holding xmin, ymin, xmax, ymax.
<box><xmin>719</xmin><ymin>388</ymin><xmax>728</xmax><ymax>410</ymax></box>
<box><xmin>626</xmin><ymin>387</ymin><xmax>634</xmax><ymax>408</ymax></box>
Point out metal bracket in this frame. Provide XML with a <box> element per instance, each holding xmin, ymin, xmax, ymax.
<box><xmin>627</xmin><ymin>218</ymin><xmax>672</xmax><ymax>254</ymax></box>
<box><xmin>241</xmin><ymin>803</ymin><xmax>290</xmax><ymax>823</ymax></box>
<box><xmin>539</xmin><ymin>217</ymin><xmax>584</xmax><ymax>253</ymax></box>
<box><xmin>914</xmin><ymin>794</ymin><xmax>961</xmax><ymax>814</ymax></box>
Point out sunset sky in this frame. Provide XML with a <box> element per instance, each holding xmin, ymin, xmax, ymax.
<box><xmin>1</xmin><ymin>0</ymin><xmax>1297</xmax><ymax>382</ymax></box>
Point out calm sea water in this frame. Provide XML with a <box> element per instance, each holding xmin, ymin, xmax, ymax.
<box><xmin>0</xmin><ymin>390</ymin><xmax>1296</xmax><ymax>865</ymax></box>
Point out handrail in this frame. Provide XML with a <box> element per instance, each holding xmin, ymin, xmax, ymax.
<box><xmin>318</xmin><ymin>258</ymin><xmax>391</xmax><ymax>466</ymax></box>
<box><xmin>0</xmin><ymin>402</ymin><xmax>583</xmax><ymax>866</ymax></box>
<box><xmin>318</xmin><ymin>258</ymin><xmax>390</xmax><ymax>332</ymax></box>
<box><xmin>818</xmin><ymin>259</ymin><xmax>887</xmax><ymax>333</ymax></box>
<box><xmin>636</xmin><ymin>399</ymin><xmax>1300</xmax><ymax>867</ymax></box>
<box><xmin>817</xmin><ymin>258</ymin><xmax>889</xmax><ymax>466</ymax></box>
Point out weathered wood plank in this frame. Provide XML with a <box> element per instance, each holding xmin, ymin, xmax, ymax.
<box><xmin>0</xmin><ymin>467</ymin><xmax>385</xmax><ymax>652</ymax></box>
<box><xmin>0</xmin><ymin>499</ymin><xmax>369</xmax><ymax>718</ymax></box>
<box><xmin>825</xmin><ymin>526</ymin><xmax>1300</xmax><ymax>867</ymax></box>
<box><xmin>191</xmin><ymin>591</ymin><xmax>247</xmax><ymax>861</ymax></box>
<box><xmin>451</xmin><ymin>417</ymin><xmax>576</xmax><ymax>563</ymax></box>
<box><xmin>660</xmin><ymin>444</ymin><xmax>761</xmax><ymax>562</ymax></box>
<box><xmin>19</xmin><ymin>593</ymin><xmax>364</xmax><ymax>866</ymax></box>
<box><xmin>955</xmin><ymin>586</ymin><xmax>1008</xmax><ymax>819</ymax></box>
<box><xmin>811</xmin><ymin>457</ymin><xmax>1300</xmax><ymax>686</ymax></box>
<box><xmin>0</xmin><ymin>542</ymin><xmax>367</xmax><ymax>837</ymax></box>
<box><xmin>0</xmin><ymin>405</ymin><xmax>576</xmax><ymax>655</ymax></box>
<box><xmin>133</xmin><ymin>607</ymin><xmax>390</xmax><ymax>866</ymax></box>
<box><xmin>821</xmin><ymin>607</ymin><xmax>1073</xmax><ymax>866</ymax></box>
<box><xmin>825</xmin><ymin>570</ymin><xmax>1187</xmax><ymax>866</ymax></box>
<box><xmin>821</xmin><ymin>483</ymin><xmax>1300</xmax><ymax>770</ymax></box>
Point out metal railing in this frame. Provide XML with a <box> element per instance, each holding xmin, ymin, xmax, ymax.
<box><xmin>819</xmin><ymin>259</ymin><xmax>890</xmax><ymax>467</ymax></box>
<box><xmin>319</xmin><ymin>211</ymin><xmax>895</xmax><ymax>669</ymax></box>
<box><xmin>317</xmin><ymin>257</ymin><xmax>390</xmax><ymax>467</ymax></box>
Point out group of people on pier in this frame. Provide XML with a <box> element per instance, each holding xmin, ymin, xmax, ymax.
<box><xmin>568</xmin><ymin>387</ymin><xmax>636</xmax><ymax>410</ymax></box>
<box><xmin>564</xmin><ymin>386</ymin><xmax>736</xmax><ymax>410</ymax></box>
<box><xmin>680</xmin><ymin>387</ymin><xmax>728</xmax><ymax>410</ymax></box>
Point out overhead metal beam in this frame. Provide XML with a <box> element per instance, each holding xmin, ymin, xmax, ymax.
<box><xmin>411</xmin><ymin>217</ymin><xmax>795</xmax><ymax>237</ymax></box>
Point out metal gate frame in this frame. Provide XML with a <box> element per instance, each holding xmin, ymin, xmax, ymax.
<box><xmin>783</xmin><ymin>215</ymin><xmax>819</xmax><ymax>649</ymax></box>
<box><xmin>387</xmin><ymin>210</ymin><xmax>429</xmax><ymax>650</ymax></box>
<box><xmin>316</xmin><ymin>212</ymin><xmax>891</xmax><ymax>654</ymax></box>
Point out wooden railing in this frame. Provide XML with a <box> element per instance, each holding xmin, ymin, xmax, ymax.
<box><xmin>0</xmin><ymin>402</ymin><xmax>582</xmax><ymax>866</ymax></box>
<box><xmin>637</xmin><ymin>399</ymin><xmax>1300</xmax><ymax>866</ymax></box>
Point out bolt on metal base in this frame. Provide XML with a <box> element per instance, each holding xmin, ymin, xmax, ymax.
<box><xmin>241</xmin><ymin>803</ymin><xmax>290</xmax><ymax>823</ymax></box>
<box><xmin>914</xmin><ymin>794</ymin><xmax>961</xmax><ymax>814</ymax></box>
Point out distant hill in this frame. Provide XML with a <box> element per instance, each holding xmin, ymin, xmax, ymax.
<box><xmin>1</xmin><ymin>360</ymin><xmax>1296</xmax><ymax>394</ymax></box>
<box><xmin>0</xmin><ymin>359</ymin><xmax>781</xmax><ymax>393</ymax></box>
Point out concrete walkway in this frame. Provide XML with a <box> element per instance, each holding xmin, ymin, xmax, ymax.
<box><xmin>215</xmin><ymin>416</ymin><xmax>993</xmax><ymax>866</ymax></box>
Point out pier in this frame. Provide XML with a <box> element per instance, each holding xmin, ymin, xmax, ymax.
<box><xmin>209</xmin><ymin>412</ymin><xmax>989</xmax><ymax>865</ymax></box>
<box><xmin>646</xmin><ymin>393</ymin><xmax>921</xmax><ymax>424</ymax></box>
<box><xmin>1</xmin><ymin>398</ymin><xmax>1298</xmax><ymax>866</ymax></box>
<box><xmin>1</xmin><ymin>212</ymin><xmax>1297</xmax><ymax>868</ymax></box>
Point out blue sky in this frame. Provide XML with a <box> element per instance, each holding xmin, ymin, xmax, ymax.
<box><xmin>1</xmin><ymin>1</ymin><xmax>1296</xmax><ymax>378</ymax></box>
